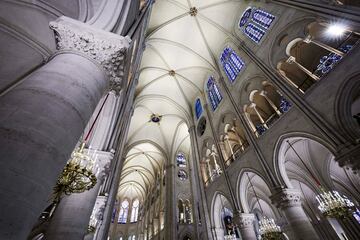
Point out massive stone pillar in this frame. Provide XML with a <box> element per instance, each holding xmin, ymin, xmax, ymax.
<box><xmin>164</xmin><ymin>163</ymin><xmax>176</xmax><ymax>240</ymax></box>
<box><xmin>271</xmin><ymin>189</ymin><xmax>320</xmax><ymax>240</ymax></box>
<box><xmin>0</xmin><ymin>16</ymin><xmax>129</xmax><ymax>239</ymax></box>
<box><xmin>235</xmin><ymin>213</ymin><xmax>257</xmax><ymax>240</ymax></box>
<box><xmin>45</xmin><ymin>150</ymin><xmax>113</xmax><ymax>240</ymax></box>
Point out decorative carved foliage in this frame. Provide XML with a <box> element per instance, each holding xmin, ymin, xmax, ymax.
<box><xmin>49</xmin><ymin>17</ymin><xmax>131</xmax><ymax>93</ymax></box>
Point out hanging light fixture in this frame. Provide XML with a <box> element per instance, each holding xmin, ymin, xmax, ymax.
<box><xmin>287</xmin><ymin>140</ymin><xmax>356</xmax><ymax>219</ymax></box>
<box><xmin>246</xmin><ymin>173</ymin><xmax>283</xmax><ymax>240</ymax></box>
<box><xmin>53</xmin><ymin>93</ymin><xmax>110</xmax><ymax>202</ymax></box>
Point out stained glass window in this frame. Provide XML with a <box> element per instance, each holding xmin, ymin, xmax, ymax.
<box><xmin>118</xmin><ymin>200</ymin><xmax>129</xmax><ymax>224</ymax></box>
<box><xmin>238</xmin><ymin>7</ymin><xmax>275</xmax><ymax>44</ymax></box>
<box><xmin>178</xmin><ymin>170</ymin><xmax>188</xmax><ymax>181</ymax></box>
<box><xmin>176</xmin><ymin>153</ymin><xmax>186</xmax><ymax>167</ymax></box>
<box><xmin>130</xmin><ymin>199</ymin><xmax>139</xmax><ymax>222</ymax></box>
<box><xmin>207</xmin><ymin>76</ymin><xmax>223</xmax><ymax>111</ymax></box>
<box><xmin>195</xmin><ymin>98</ymin><xmax>203</xmax><ymax>119</ymax></box>
<box><xmin>252</xmin><ymin>9</ymin><xmax>275</xmax><ymax>29</ymax></box>
<box><xmin>220</xmin><ymin>47</ymin><xmax>245</xmax><ymax>82</ymax></box>
<box><xmin>244</xmin><ymin>23</ymin><xmax>266</xmax><ymax>44</ymax></box>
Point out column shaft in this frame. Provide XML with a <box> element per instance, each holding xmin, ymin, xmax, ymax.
<box><xmin>0</xmin><ymin>52</ymin><xmax>107</xmax><ymax>239</ymax></box>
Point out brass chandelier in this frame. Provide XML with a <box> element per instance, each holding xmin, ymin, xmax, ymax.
<box><xmin>258</xmin><ymin>216</ymin><xmax>283</xmax><ymax>240</ymax></box>
<box><xmin>53</xmin><ymin>93</ymin><xmax>110</xmax><ymax>202</ymax></box>
<box><xmin>246</xmin><ymin>173</ymin><xmax>283</xmax><ymax>240</ymax></box>
<box><xmin>53</xmin><ymin>142</ymin><xmax>97</xmax><ymax>202</ymax></box>
<box><xmin>287</xmin><ymin>140</ymin><xmax>356</xmax><ymax>219</ymax></box>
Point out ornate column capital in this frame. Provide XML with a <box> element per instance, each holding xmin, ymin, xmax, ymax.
<box><xmin>85</xmin><ymin>149</ymin><xmax>114</xmax><ymax>180</ymax></box>
<box><xmin>271</xmin><ymin>188</ymin><xmax>302</xmax><ymax>208</ymax></box>
<box><xmin>49</xmin><ymin>16</ymin><xmax>131</xmax><ymax>93</ymax></box>
<box><xmin>236</xmin><ymin>213</ymin><xmax>255</xmax><ymax>228</ymax></box>
<box><xmin>89</xmin><ymin>195</ymin><xmax>108</xmax><ymax>229</ymax></box>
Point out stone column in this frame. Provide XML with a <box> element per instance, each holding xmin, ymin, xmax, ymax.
<box><xmin>235</xmin><ymin>213</ymin><xmax>257</xmax><ymax>240</ymax></box>
<box><xmin>164</xmin><ymin>163</ymin><xmax>176</xmax><ymax>240</ymax></box>
<box><xmin>88</xmin><ymin>195</ymin><xmax>108</xmax><ymax>240</ymax></box>
<box><xmin>212</xmin><ymin>227</ymin><xmax>225</xmax><ymax>240</ymax></box>
<box><xmin>45</xmin><ymin>150</ymin><xmax>113</xmax><ymax>240</ymax></box>
<box><xmin>271</xmin><ymin>189</ymin><xmax>320</xmax><ymax>240</ymax></box>
<box><xmin>0</xmin><ymin>17</ymin><xmax>129</xmax><ymax>239</ymax></box>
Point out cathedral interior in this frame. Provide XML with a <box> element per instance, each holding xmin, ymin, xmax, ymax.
<box><xmin>1</xmin><ymin>0</ymin><xmax>360</xmax><ymax>240</ymax></box>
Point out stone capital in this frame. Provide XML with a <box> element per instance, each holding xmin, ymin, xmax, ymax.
<box><xmin>271</xmin><ymin>188</ymin><xmax>302</xmax><ymax>208</ymax></box>
<box><xmin>89</xmin><ymin>195</ymin><xmax>108</xmax><ymax>228</ymax></box>
<box><xmin>85</xmin><ymin>149</ymin><xmax>114</xmax><ymax>179</ymax></box>
<box><xmin>236</xmin><ymin>213</ymin><xmax>255</xmax><ymax>228</ymax></box>
<box><xmin>49</xmin><ymin>16</ymin><xmax>131</xmax><ymax>93</ymax></box>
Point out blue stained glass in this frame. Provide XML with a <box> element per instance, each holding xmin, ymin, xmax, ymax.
<box><xmin>239</xmin><ymin>7</ymin><xmax>252</xmax><ymax>28</ymax></box>
<box><xmin>252</xmin><ymin>9</ymin><xmax>275</xmax><ymax>29</ymax></box>
<box><xmin>313</xmin><ymin>44</ymin><xmax>352</xmax><ymax>77</ymax></box>
<box><xmin>224</xmin><ymin>63</ymin><xmax>236</xmax><ymax>81</ymax></box>
<box><xmin>279</xmin><ymin>97</ymin><xmax>292</xmax><ymax>113</ymax></box>
<box><xmin>243</xmin><ymin>23</ymin><xmax>266</xmax><ymax>44</ymax></box>
<box><xmin>207</xmin><ymin>76</ymin><xmax>223</xmax><ymax>111</ymax></box>
<box><xmin>195</xmin><ymin>98</ymin><xmax>203</xmax><ymax>119</ymax></box>
<box><xmin>220</xmin><ymin>47</ymin><xmax>245</xmax><ymax>82</ymax></box>
<box><xmin>256</xmin><ymin>125</ymin><xmax>267</xmax><ymax>136</ymax></box>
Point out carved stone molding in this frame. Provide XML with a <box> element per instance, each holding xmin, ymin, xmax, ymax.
<box><xmin>271</xmin><ymin>188</ymin><xmax>302</xmax><ymax>208</ymax></box>
<box><xmin>237</xmin><ymin>213</ymin><xmax>255</xmax><ymax>228</ymax></box>
<box><xmin>89</xmin><ymin>195</ymin><xmax>108</xmax><ymax>228</ymax></box>
<box><xmin>85</xmin><ymin>149</ymin><xmax>114</xmax><ymax>180</ymax></box>
<box><xmin>49</xmin><ymin>16</ymin><xmax>131</xmax><ymax>93</ymax></box>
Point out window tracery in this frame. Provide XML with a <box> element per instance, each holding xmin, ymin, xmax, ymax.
<box><xmin>238</xmin><ymin>7</ymin><xmax>275</xmax><ymax>44</ymax></box>
<box><xmin>130</xmin><ymin>199</ymin><xmax>139</xmax><ymax>222</ymax></box>
<box><xmin>178</xmin><ymin>170</ymin><xmax>188</xmax><ymax>181</ymax></box>
<box><xmin>195</xmin><ymin>98</ymin><xmax>203</xmax><ymax>119</ymax></box>
<box><xmin>176</xmin><ymin>153</ymin><xmax>186</xmax><ymax>167</ymax></box>
<box><xmin>118</xmin><ymin>200</ymin><xmax>129</xmax><ymax>224</ymax></box>
<box><xmin>220</xmin><ymin>47</ymin><xmax>245</xmax><ymax>82</ymax></box>
<box><xmin>207</xmin><ymin>76</ymin><xmax>223</xmax><ymax>111</ymax></box>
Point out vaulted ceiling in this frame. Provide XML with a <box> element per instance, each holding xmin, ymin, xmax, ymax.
<box><xmin>118</xmin><ymin>0</ymin><xmax>247</xmax><ymax>201</ymax></box>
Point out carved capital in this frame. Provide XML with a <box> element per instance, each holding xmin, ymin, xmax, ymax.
<box><xmin>49</xmin><ymin>16</ymin><xmax>131</xmax><ymax>93</ymax></box>
<box><xmin>89</xmin><ymin>195</ymin><xmax>108</xmax><ymax>228</ymax></box>
<box><xmin>236</xmin><ymin>213</ymin><xmax>255</xmax><ymax>228</ymax></box>
<box><xmin>271</xmin><ymin>188</ymin><xmax>302</xmax><ymax>208</ymax></box>
<box><xmin>85</xmin><ymin>149</ymin><xmax>114</xmax><ymax>180</ymax></box>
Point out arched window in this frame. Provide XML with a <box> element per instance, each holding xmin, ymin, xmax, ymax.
<box><xmin>130</xmin><ymin>199</ymin><xmax>139</xmax><ymax>222</ymax></box>
<box><xmin>207</xmin><ymin>76</ymin><xmax>223</xmax><ymax>111</ymax></box>
<box><xmin>118</xmin><ymin>200</ymin><xmax>129</xmax><ymax>224</ymax></box>
<box><xmin>176</xmin><ymin>153</ymin><xmax>186</xmax><ymax>167</ymax></box>
<box><xmin>220</xmin><ymin>47</ymin><xmax>245</xmax><ymax>82</ymax></box>
<box><xmin>195</xmin><ymin>98</ymin><xmax>203</xmax><ymax>119</ymax></box>
<box><xmin>238</xmin><ymin>7</ymin><xmax>275</xmax><ymax>44</ymax></box>
<box><xmin>128</xmin><ymin>236</ymin><xmax>135</xmax><ymax>240</ymax></box>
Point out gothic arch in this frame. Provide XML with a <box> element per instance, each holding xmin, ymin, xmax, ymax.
<box><xmin>335</xmin><ymin>72</ymin><xmax>360</xmax><ymax>141</ymax></box>
<box><xmin>237</xmin><ymin>169</ymin><xmax>277</xmax><ymax>218</ymax></box>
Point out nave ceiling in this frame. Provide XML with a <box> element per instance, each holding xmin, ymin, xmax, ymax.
<box><xmin>118</xmin><ymin>0</ymin><xmax>247</xmax><ymax>201</ymax></box>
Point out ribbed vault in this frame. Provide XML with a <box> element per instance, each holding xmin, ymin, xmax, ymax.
<box><xmin>118</xmin><ymin>0</ymin><xmax>247</xmax><ymax>201</ymax></box>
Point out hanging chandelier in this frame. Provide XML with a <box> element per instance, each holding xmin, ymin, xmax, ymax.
<box><xmin>259</xmin><ymin>216</ymin><xmax>283</xmax><ymax>240</ymax></box>
<box><xmin>224</xmin><ymin>234</ymin><xmax>237</xmax><ymax>240</ymax></box>
<box><xmin>53</xmin><ymin>142</ymin><xmax>97</xmax><ymax>202</ymax></box>
<box><xmin>52</xmin><ymin>93</ymin><xmax>110</xmax><ymax>202</ymax></box>
<box><xmin>246</xmin><ymin>173</ymin><xmax>283</xmax><ymax>240</ymax></box>
<box><xmin>287</xmin><ymin>140</ymin><xmax>356</xmax><ymax>219</ymax></box>
<box><xmin>316</xmin><ymin>190</ymin><xmax>355</xmax><ymax>219</ymax></box>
